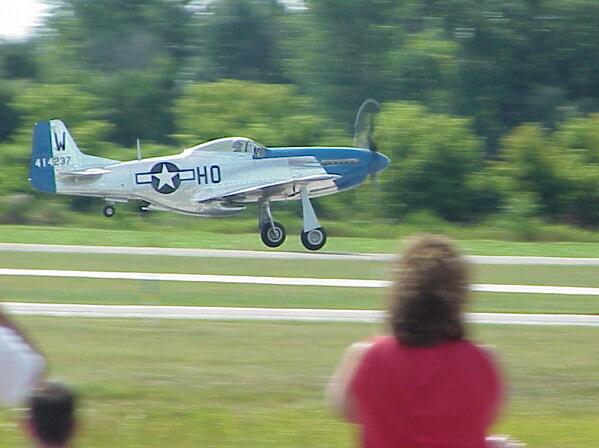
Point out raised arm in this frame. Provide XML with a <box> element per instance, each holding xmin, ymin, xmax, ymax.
<box><xmin>0</xmin><ymin>307</ymin><xmax>45</xmax><ymax>406</ymax></box>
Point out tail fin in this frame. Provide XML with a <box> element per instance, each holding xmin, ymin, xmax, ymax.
<box><xmin>29</xmin><ymin>119</ymin><xmax>118</xmax><ymax>193</ymax></box>
<box><xmin>48</xmin><ymin>119</ymin><xmax>86</xmax><ymax>169</ymax></box>
<box><xmin>29</xmin><ymin>121</ymin><xmax>56</xmax><ymax>193</ymax></box>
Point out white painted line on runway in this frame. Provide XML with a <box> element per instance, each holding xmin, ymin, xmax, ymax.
<box><xmin>471</xmin><ymin>284</ymin><xmax>599</xmax><ymax>296</ymax></box>
<box><xmin>0</xmin><ymin>268</ymin><xmax>387</xmax><ymax>288</ymax></box>
<box><xmin>3</xmin><ymin>302</ymin><xmax>599</xmax><ymax>326</ymax></box>
<box><xmin>466</xmin><ymin>312</ymin><xmax>599</xmax><ymax>327</ymax></box>
<box><xmin>0</xmin><ymin>243</ymin><xmax>387</xmax><ymax>261</ymax></box>
<box><xmin>3</xmin><ymin>303</ymin><xmax>384</xmax><ymax>322</ymax></box>
<box><xmin>468</xmin><ymin>256</ymin><xmax>599</xmax><ymax>266</ymax></box>
<box><xmin>1</xmin><ymin>243</ymin><xmax>599</xmax><ymax>265</ymax></box>
<box><xmin>1</xmin><ymin>268</ymin><xmax>599</xmax><ymax>295</ymax></box>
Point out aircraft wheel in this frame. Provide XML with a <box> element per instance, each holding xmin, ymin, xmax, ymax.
<box><xmin>260</xmin><ymin>221</ymin><xmax>286</xmax><ymax>248</ymax></box>
<box><xmin>301</xmin><ymin>227</ymin><xmax>327</xmax><ymax>251</ymax></box>
<box><xmin>103</xmin><ymin>205</ymin><xmax>115</xmax><ymax>218</ymax></box>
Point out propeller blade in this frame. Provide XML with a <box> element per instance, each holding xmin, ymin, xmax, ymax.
<box><xmin>353</xmin><ymin>98</ymin><xmax>381</xmax><ymax>150</ymax></box>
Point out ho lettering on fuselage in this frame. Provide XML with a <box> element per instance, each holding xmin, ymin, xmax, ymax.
<box><xmin>135</xmin><ymin>162</ymin><xmax>221</xmax><ymax>194</ymax></box>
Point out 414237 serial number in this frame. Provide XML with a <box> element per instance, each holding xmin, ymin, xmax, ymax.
<box><xmin>34</xmin><ymin>156</ymin><xmax>71</xmax><ymax>168</ymax></box>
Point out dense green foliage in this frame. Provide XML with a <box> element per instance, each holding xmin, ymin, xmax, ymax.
<box><xmin>2</xmin><ymin>0</ymin><xmax>599</xmax><ymax>230</ymax></box>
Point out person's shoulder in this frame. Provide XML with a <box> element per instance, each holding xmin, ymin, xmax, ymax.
<box><xmin>354</xmin><ymin>335</ymin><xmax>397</xmax><ymax>363</ymax></box>
<box><xmin>369</xmin><ymin>335</ymin><xmax>398</xmax><ymax>352</ymax></box>
<box><xmin>371</xmin><ymin>336</ymin><xmax>413</xmax><ymax>364</ymax></box>
<box><xmin>456</xmin><ymin>340</ymin><xmax>501</xmax><ymax>370</ymax></box>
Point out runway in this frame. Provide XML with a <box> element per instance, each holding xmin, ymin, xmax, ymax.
<box><xmin>2</xmin><ymin>243</ymin><xmax>597</xmax><ymax>326</ymax></box>
<box><xmin>1</xmin><ymin>243</ymin><xmax>599</xmax><ymax>265</ymax></box>
<box><xmin>1</xmin><ymin>268</ymin><xmax>599</xmax><ymax>295</ymax></box>
<box><xmin>3</xmin><ymin>302</ymin><xmax>599</xmax><ymax>326</ymax></box>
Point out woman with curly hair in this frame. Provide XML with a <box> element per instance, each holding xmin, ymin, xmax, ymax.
<box><xmin>327</xmin><ymin>235</ymin><xmax>504</xmax><ymax>448</ymax></box>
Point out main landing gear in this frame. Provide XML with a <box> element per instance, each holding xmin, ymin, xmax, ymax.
<box><xmin>258</xmin><ymin>188</ymin><xmax>327</xmax><ymax>251</ymax></box>
<box><xmin>299</xmin><ymin>186</ymin><xmax>327</xmax><ymax>251</ymax></box>
<box><xmin>259</xmin><ymin>202</ymin><xmax>286</xmax><ymax>248</ymax></box>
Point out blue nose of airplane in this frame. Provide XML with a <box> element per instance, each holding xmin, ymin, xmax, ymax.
<box><xmin>368</xmin><ymin>151</ymin><xmax>390</xmax><ymax>175</ymax></box>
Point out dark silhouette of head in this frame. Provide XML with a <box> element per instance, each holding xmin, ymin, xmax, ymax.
<box><xmin>27</xmin><ymin>381</ymin><xmax>76</xmax><ymax>447</ymax></box>
<box><xmin>389</xmin><ymin>235</ymin><xmax>469</xmax><ymax>347</ymax></box>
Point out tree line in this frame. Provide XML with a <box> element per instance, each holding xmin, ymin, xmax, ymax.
<box><xmin>1</xmin><ymin>0</ymin><xmax>599</xmax><ymax>227</ymax></box>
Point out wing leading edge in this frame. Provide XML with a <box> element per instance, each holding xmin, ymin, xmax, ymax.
<box><xmin>193</xmin><ymin>173</ymin><xmax>340</xmax><ymax>203</ymax></box>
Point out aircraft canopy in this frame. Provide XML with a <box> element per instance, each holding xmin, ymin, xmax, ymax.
<box><xmin>188</xmin><ymin>138</ymin><xmax>266</xmax><ymax>157</ymax></box>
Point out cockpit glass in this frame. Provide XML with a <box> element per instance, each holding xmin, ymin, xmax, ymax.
<box><xmin>232</xmin><ymin>140</ymin><xmax>245</xmax><ymax>152</ymax></box>
<box><xmin>189</xmin><ymin>138</ymin><xmax>266</xmax><ymax>154</ymax></box>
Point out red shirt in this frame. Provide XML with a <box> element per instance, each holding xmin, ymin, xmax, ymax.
<box><xmin>350</xmin><ymin>336</ymin><xmax>502</xmax><ymax>448</ymax></box>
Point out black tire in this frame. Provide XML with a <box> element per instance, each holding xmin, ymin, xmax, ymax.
<box><xmin>301</xmin><ymin>227</ymin><xmax>327</xmax><ymax>251</ymax></box>
<box><xmin>103</xmin><ymin>205</ymin><xmax>115</xmax><ymax>218</ymax></box>
<box><xmin>260</xmin><ymin>221</ymin><xmax>286</xmax><ymax>248</ymax></box>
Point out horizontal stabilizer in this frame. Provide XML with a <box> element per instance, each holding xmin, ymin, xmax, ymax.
<box><xmin>56</xmin><ymin>167</ymin><xmax>111</xmax><ymax>178</ymax></box>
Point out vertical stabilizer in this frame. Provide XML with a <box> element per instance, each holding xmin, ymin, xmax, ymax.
<box><xmin>29</xmin><ymin>121</ymin><xmax>56</xmax><ymax>193</ymax></box>
<box><xmin>48</xmin><ymin>119</ymin><xmax>85</xmax><ymax>170</ymax></box>
<box><xmin>29</xmin><ymin>119</ymin><xmax>119</xmax><ymax>193</ymax></box>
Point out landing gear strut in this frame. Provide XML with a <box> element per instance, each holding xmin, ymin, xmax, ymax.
<box><xmin>257</xmin><ymin>191</ymin><xmax>326</xmax><ymax>251</ymax></box>
<box><xmin>299</xmin><ymin>187</ymin><xmax>327</xmax><ymax>251</ymax></box>
<box><xmin>259</xmin><ymin>201</ymin><xmax>286</xmax><ymax>248</ymax></box>
<box><xmin>102</xmin><ymin>204</ymin><xmax>115</xmax><ymax>218</ymax></box>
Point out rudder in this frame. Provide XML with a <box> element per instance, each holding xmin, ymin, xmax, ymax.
<box><xmin>29</xmin><ymin>121</ymin><xmax>56</xmax><ymax>193</ymax></box>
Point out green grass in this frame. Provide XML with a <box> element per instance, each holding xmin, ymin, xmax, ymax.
<box><xmin>22</xmin><ymin>197</ymin><xmax>599</xmax><ymax>243</ymax></box>
<box><xmin>5</xmin><ymin>224</ymin><xmax>599</xmax><ymax>256</ymax></box>
<box><xmin>1</xmin><ymin>251</ymin><xmax>599</xmax><ymax>314</ymax></box>
<box><xmin>2</xmin><ymin>251</ymin><xmax>599</xmax><ymax>286</ymax></box>
<box><xmin>3</xmin><ymin>276</ymin><xmax>598</xmax><ymax>314</ymax></box>
<box><xmin>1</xmin><ymin>220</ymin><xmax>596</xmax><ymax>448</ymax></box>
<box><xmin>0</xmin><ymin>227</ymin><xmax>595</xmax><ymax>446</ymax></box>
<box><xmin>0</xmin><ymin>318</ymin><xmax>596</xmax><ymax>448</ymax></box>
<box><xmin>0</xmin><ymin>251</ymin><xmax>388</xmax><ymax>279</ymax></box>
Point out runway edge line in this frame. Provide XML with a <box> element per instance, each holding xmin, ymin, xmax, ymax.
<box><xmin>2</xmin><ymin>243</ymin><xmax>599</xmax><ymax>265</ymax></box>
<box><xmin>3</xmin><ymin>303</ymin><xmax>599</xmax><ymax>327</ymax></box>
<box><xmin>1</xmin><ymin>268</ymin><xmax>599</xmax><ymax>295</ymax></box>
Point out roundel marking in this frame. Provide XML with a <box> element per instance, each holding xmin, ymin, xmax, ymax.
<box><xmin>150</xmin><ymin>162</ymin><xmax>181</xmax><ymax>194</ymax></box>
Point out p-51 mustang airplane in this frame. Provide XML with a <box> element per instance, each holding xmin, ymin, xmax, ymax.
<box><xmin>29</xmin><ymin>117</ymin><xmax>389</xmax><ymax>251</ymax></box>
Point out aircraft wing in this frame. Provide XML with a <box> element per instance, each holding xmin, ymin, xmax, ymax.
<box><xmin>193</xmin><ymin>173</ymin><xmax>340</xmax><ymax>203</ymax></box>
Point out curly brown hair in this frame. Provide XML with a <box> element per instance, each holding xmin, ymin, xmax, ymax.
<box><xmin>389</xmin><ymin>235</ymin><xmax>469</xmax><ymax>347</ymax></box>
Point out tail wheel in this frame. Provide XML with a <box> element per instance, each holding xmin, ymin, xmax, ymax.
<box><xmin>260</xmin><ymin>221</ymin><xmax>286</xmax><ymax>248</ymax></box>
<box><xmin>103</xmin><ymin>205</ymin><xmax>115</xmax><ymax>218</ymax></box>
<box><xmin>301</xmin><ymin>227</ymin><xmax>327</xmax><ymax>251</ymax></box>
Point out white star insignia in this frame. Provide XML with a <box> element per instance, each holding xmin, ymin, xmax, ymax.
<box><xmin>153</xmin><ymin>164</ymin><xmax>178</xmax><ymax>190</ymax></box>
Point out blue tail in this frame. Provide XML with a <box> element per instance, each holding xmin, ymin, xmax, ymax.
<box><xmin>29</xmin><ymin>121</ymin><xmax>56</xmax><ymax>193</ymax></box>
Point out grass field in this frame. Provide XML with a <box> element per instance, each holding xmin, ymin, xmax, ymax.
<box><xmin>0</xmin><ymin>226</ymin><xmax>597</xmax><ymax>447</ymax></box>
<box><xmin>0</xmin><ymin>251</ymin><xmax>598</xmax><ymax>314</ymax></box>
<box><xmin>4</xmin><ymin>277</ymin><xmax>599</xmax><ymax>314</ymax></box>
<box><xmin>4</xmin><ymin>224</ymin><xmax>599</xmax><ymax>256</ymax></box>
<box><xmin>3</xmin><ymin>250</ymin><xmax>599</xmax><ymax>285</ymax></box>
<box><xmin>0</xmin><ymin>317</ymin><xmax>596</xmax><ymax>448</ymax></box>
<box><xmin>4</xmin><ymin>252</ymin><xmax>599</xmax><ymax>285</ymax></box>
